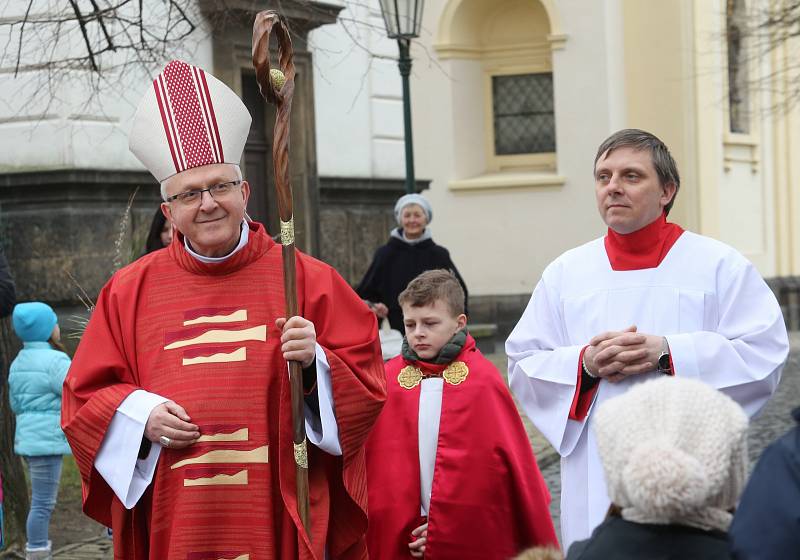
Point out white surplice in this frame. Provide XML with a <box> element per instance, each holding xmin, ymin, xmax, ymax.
<box><xmin>506</xmin><ymin>231</ymin><xmax>789</xmax><ymax>549</ymax></box>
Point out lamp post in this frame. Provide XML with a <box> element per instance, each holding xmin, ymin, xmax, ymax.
<box><xmin>378</xmin><ymin>0</ymin><xmax>425</xmax><ymax>194</ymax></box>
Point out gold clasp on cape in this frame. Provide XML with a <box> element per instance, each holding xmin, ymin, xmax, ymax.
<box><xmin>397</xmin><ymin>361</ymin><xmax>469</xmax><ymax>390</ymax></box>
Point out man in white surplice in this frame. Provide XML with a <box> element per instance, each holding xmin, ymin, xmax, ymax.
<box><xmin>506</xmin><ymin>128</ymin><xmax>789</xmax><ymax>549</ymax></box>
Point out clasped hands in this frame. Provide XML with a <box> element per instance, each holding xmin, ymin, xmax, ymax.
<box><xmin>144</xmin><ymin>316</ymin><xmax>317</xmax><ymax>449</ymax></box>
<box><xmin>582</xmin><ymin>325</ymin><xmax>664</xmax><ymax>383</ymax></box>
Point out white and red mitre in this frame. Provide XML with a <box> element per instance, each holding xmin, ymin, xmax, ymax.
<box><xmin>129</xmin><ymin>60</ymin><xmax>252</xmax><ymax>182</ymax></box>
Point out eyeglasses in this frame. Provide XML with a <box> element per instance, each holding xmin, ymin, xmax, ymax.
<box><xmin>165</xmin><ymin>180</ymin><xmax>243</xmax><ymax>206</ymax></box>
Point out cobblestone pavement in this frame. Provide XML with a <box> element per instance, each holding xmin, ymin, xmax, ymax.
<box><xmin>54</xmin><ymin>538</ymin><xmax>113</xmax><ymax>559</ymax></box>
<box><xmin>52</xmin><ymin>337</ymin><xmax>800</xmax><ymax>558</ymax></box>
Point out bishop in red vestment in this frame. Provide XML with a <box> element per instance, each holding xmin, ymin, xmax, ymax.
<box><xmin>62</xmin><ymin>60</ymin><xmax>386</xmax><ymax>560</ymax></box>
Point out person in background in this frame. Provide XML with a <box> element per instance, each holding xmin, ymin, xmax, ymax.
<box><xmin>0</xmin><ymin>244</ymin><xmax>16</xmax><ymax>317</ymax></box>
<box><xmin>143</xmin><ymin>206</ymin><xmax>173</xmax><ymax>254</ymax></box>
<box><xmin>9</xmin><ymin>302</ymin><xmax>72</xmax><ymax>560</ymax></box>
<box><xmin>567</xmin><ymin>377</ymin><xmax>749</xmax><ymax>560</ymax></box>
<box><xmin>506</xmin><ymin>129</ymin><xmax>788</xmax><ymax>549</ymax></box>
<box><xmin>357</xmin><ymin>193</ymin><xmax>468</xmax><ymax>332</ymax></box>
<box><xmin>366</xmin><ymin>270</ymin><xmax>558</xmax><ymax>559</ymax></box>
<box><xmin>729</xmin><ymin>406</ymin><xmax>800</xmax><ymax>559</ymax></box>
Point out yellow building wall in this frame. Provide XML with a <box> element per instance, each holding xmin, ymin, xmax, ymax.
<box><xmin>620</xmin><ymin>0</ymin><xmax>700</xmax><ymax>234</ymax></box>
<box><xmin>620</xmin><ymin>0</ymin><xmax>800</xmax><ymax>278</ymax></box>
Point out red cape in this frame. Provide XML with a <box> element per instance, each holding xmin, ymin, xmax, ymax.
<box><xmin>365</xmin><ymin>336</ymin><xmax>558</xmax><ymax>559</ymax></box>
<box><xmin>62</xmin><ymin>223</ymin><xmax>386</xmax><ymax>559</ymax></box>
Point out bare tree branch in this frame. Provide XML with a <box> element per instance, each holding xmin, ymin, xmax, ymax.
<box><xmin>13</xmin><ymin>0</ymin><xmax>34</xmax><ymax>77</ymax></box>
<box><xmin>68</xmin><ymin>0</ymin><xmax>99</xmax><ymax>71</ymax></box>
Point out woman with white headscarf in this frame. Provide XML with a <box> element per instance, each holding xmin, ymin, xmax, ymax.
<box><xmin>357</xmin><ymin>193</ymin><xmax>468</xmax><ymax>332</ymax></box>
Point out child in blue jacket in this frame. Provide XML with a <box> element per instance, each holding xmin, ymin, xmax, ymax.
<box><xmin>9</xmin><ymin>302</ymin><xmax>72</xmax><ymax>560</ymax></box>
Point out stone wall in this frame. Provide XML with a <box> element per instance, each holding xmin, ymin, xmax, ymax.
<box><xmin>318</xmin><ymin>176</ymin><xmax>428</xmax><ymax>286</ymax></box>
<box><xmin>0</xmin><ymin>169</ymin><xmax>161</xmax><ymax>305</ymax></box>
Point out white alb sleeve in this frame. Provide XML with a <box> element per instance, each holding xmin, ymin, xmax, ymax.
<box><xmin>95</xmin><ymin>390</ymin><xmax>168</xmax><ymax>509</ymax></box>
<box><xmin>301</xmin><ymin>343</ymin><xmax>342</xmax><ymax>456</ymax></box>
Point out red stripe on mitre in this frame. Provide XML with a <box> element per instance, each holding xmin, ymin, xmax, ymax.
<box><xmin>182</xmin><ymin>345</ymin><xmax>243</xmax><ymax>359</ymax></box>
<box><xmin>161</xmin><ymin>60</ymin><xmax>215</xmax><ymax>170</ymax></box>
<box><xmin>153</xmin><ymin>78</ymin><xmax>181</xmax><ymax>174</ymax></box>
<box><xmin>183</xmin><ymin>306</ymin><xmax>242</xmax><ymax>321</ymax></box>
<box><xmin>198</xmin><ymin>68</ymin><xmax>225</xmax><ymax>161</ymax></box>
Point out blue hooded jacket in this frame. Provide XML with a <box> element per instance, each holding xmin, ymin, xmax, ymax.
<box><xmin>8</xmin><ymin>341</ymin><xmax>72</xmax><ymax>456</ymax></box>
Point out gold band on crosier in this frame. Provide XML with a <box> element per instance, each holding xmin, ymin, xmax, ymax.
<box><xmin>280</xmin><ymin>218</ymin><xmax>295</xmax><ymax>245</ymax></box>
<box><xmin>293</xmin><ymin>440</ymin><xmax>308</xmax><ymax>469</ymax></box>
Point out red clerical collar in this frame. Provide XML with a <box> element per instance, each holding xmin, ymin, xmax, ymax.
<box><xmin>604</xmin><ymin>213</ymin><xmax>684</xmax><ymax>271</ymax></box>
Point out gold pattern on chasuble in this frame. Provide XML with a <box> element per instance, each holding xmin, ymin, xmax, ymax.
<box><xmin>197</xmin><ymin>427</ymin><xmax>249</xmax><ymax>443</ymax></box>
<box><xmin>397</xmin><ymin>361</ymin><xmax>470</xmax><ymax>389</ymax></box>
<box><xmin>163</xmin><ymin>308</ymin><xmax>271</xmax><ymax>489</ymax></box>
<box><xmin>171</xmin><ymin>445</ymin><xmax>268</xmax><ymax>487</ymax></box>
<box><xmin>163</xmin><ymin>306</ymin><xmax>266</xmax><ymax>366</ymax></box>
<box><xmin>183</xmin><ymin>469</ymin><xmax>248</xmax><ymax>487</ymax></box>
<box><xmin>170</xmin><ymin>446</ymin><xmax>269</xmax><ymax>469</ymax></box>
<box><xmin>164</xmin><ymin>325</ymin><xmax>267</xmax><ymax>350</ymax></box>
<box><xmin>183</xmin><ymin>309</ymin><xmax>248</xmax><ymax>326</ymax></box>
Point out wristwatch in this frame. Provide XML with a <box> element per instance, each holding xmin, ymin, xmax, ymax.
<box><xmin>657</xmin><ymin>337</ymin><xmax>672</xmax><ymax>375</ymax></box>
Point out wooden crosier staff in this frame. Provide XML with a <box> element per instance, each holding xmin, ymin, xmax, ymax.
<box><xmin>252</xmin><ymin>11</ymin><xmax>311</xmax><ymax>534</ymax></box>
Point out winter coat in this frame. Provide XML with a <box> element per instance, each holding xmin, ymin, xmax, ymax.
<box><xmin>566</xmin><ymin>516</ymin><xmax>732</xmax><ymax>560</ymax></box>
<box><xmin>356</xmin><ymin>233</ymin><xmax>468</xmax><ymax>331</ymax></box>
<box><xmin>729</xmin><ymin>407</ymin><xmax>800</xmax><ymax>560</ymax></box>
<box><xmin>9</xmin><ymin>341</ymin><xmax>72</xmax><ymax>456</ymax></box>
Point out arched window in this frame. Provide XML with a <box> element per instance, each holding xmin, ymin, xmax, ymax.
<box><xmin>436</xmin><ymin>0</ymin><xmax>565</xmax><ymax>179</ymax></box>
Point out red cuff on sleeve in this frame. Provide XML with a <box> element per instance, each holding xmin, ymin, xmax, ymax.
<box><xmin>569</xmin><ymin>346</ymin><xmax>599</xmax><ymax>421</ymax></box>
<box><xmin>667</xmin><ymin>352</ymin><xmax>676</xmax><ymax>376</ymax></box>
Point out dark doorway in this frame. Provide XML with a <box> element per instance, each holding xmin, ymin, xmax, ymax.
<box><xmin>241</xmin><ymin>72</ymin><xmax>278</xmax><ymax>235</ymax></box>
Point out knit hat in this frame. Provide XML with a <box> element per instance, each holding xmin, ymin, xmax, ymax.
<box><xmin>593</xmin><ymin>377</ymin><xmax>748</xmax><ymax>532</ymax></box>
<box><xmin>12</xmin><ymin>302</ymin><xmax>58</xmax><ymax>343</ymax></box>
<box><xmin>129</xmin><ymin>60</ymin><xmax>252</xmax><ymax>182</ymax></box>
<box><xmin>394</xmin><ymin>194</ymin><xmax>432</xmax><ymax>225</ymax></box>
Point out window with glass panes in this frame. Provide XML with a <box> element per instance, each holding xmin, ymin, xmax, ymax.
<box><xmin>492</xmin><ymin>73</ymin><xmax>555</xmax><ymax>155</ymax></box>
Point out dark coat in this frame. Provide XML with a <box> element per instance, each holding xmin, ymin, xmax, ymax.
<box><xmin>729</xmin><ymin>407</ymin><xmax>800</xmax><ymax>560</ymax></box>
<box><xmin>566</xmin><ymin>516</ymin><xmax>731</xmax><ymax>560</ymax></box>
<box><xmin>356</xmin><ymin>234</ymin><xmax>468</xmax><ymax>331</ymax></box>
<box><xmin>0</xmin><ymin>245</ymin><xmax>15</xmax><ymax>318</ymax></box>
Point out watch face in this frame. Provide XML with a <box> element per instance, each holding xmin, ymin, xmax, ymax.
<box><xmin>658</xmin><ymin>353</ymin><xmax>671</xmax><ymax>371</ymax></box>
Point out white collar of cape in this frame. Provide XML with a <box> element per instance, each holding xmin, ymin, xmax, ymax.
<box><xmin>390</xmin><ymin>226</ymin><xmax>432</xmax><ymax>245</ymax></box>
<box><xmin>184</xmin><ymin>220</ymin><xmax>250</xmax><ymax>263</ymax></box>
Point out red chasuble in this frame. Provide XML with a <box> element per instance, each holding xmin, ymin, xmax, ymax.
<box><xmin>570</xmin><ymin>213</ymin><xmax>684</xmax><ymax>421</ymax></box>
<box><xmin>365</xmin><ymin>336</ymin><xmax>558</xmax><ymax>559</ymax></box>
<box><xmin>62</xmin><ymin>222</ymin><xmax>386</xmax><ymax>560</ymax></box>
